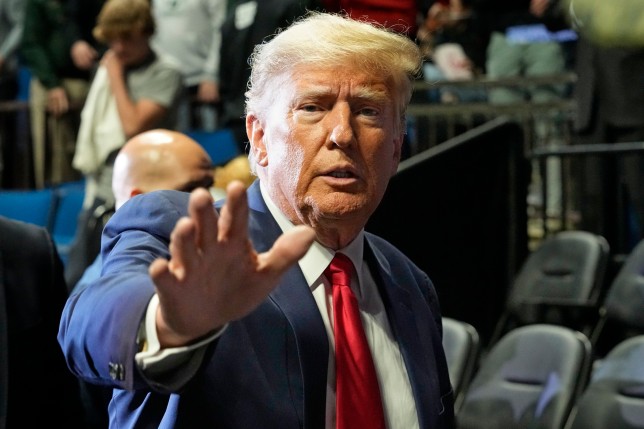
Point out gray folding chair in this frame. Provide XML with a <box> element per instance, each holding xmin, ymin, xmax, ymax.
<box><xmin>565</xmin><ymin>335</ymin><xmax>644</xmax><ymax>429</ymax></box>
<box><xmin>490</xmin><ymin>230</ymin><xmax>609</xmax><ymax>346</ymax></box>
<box><xmin>457</xmin><ymin>324</ymin><xmax>592</xmax><ymax>429</ymax></box>
<box><xmin>442</xmin><ymin>317</ymin><xmax>481</xmax><ymax>411</ymax></box>
<box><xmin>591</xmin><ymin>238</ymin><xmax>644</xmax><ymax>357</ymax></box>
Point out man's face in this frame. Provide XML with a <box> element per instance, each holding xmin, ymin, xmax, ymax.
<box><xmin>108</xmin><ymin>29</ymin><xmax>150</xmax><ymax>67</ymax></box>
<box><xmin>250</xmin><ymin>64</ymin><xmax>403</xmax><ymax>246</ymax></box>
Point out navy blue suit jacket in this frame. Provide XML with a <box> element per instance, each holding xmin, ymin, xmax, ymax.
<box><xmin>58</xmin><ymin>181</ymin><xmax>454</xmax><ymax>429</ymax></box>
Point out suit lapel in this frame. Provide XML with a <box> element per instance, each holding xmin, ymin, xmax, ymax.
<box><xmin>270</xmin><ymin>270</ymin><xmax>328</xmax><ymax>429</ymax></box>
<box><xmin>244</xmin><ymin>183</ymin><xmax>442</xmax><ymax>428</ymax></box>
<box><xmin>365</xmin><ymin>240</ymin><xmax>443</xmax><ymax>428</ymax></box>
<box><xmin>246</xmin><ymin>182</ymin><xmax>328</xmax><ymax>429</ymax></box>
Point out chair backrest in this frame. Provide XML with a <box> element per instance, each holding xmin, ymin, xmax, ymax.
<box><xmin>442</xmin><ymin>317</ymin><xmax>481</xmax><ymax>411</ymax></box>
<box><xmin>0</xmin><ymin>188</ymin><xmax>56</xmax><ymax>229</ymax></box>
<box><xmin>565</xmin><ymin>335</ymin><xmax>644</xmax><ymax>429</ymax></box>
<box><xmin>490</xmin><ymin>230</ymin><xmax>609</xmax><ymax>345</ymax></box>
<box><xmin>457</xmin><ymin>324</ymin><xmax>592</xmax><ymax>429</ymax></box>
<box><xmin>185</xmin><ymin>128</ymin><xmax>241</xmax><ymax>166</ymax></box>
<box><xmin>591</xmin><ymin>238</ymin><xmax>644</xmax><ymax>355</ymax></box>
<box><xmin>51</xmin><ymin>181</ymin><xmax>85</xmax><ymax>264</ymax></box>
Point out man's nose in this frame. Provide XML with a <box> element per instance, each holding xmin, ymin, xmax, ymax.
<box><xmin>328</xmin><ymin>104</ymin><xmax>354</xmax><ymax>147</ymax></box>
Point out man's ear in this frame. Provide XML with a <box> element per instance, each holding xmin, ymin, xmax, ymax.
<box><xmin>246</xmin><ymin>114</ymin><xmax>268</xmax><ymax>166</ymax></box>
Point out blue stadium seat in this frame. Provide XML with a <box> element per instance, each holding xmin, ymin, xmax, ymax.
<box><xmin>0</xmin><ymin>188</ymin><xmax>56</xmax><ymax>229</ymax></box>
<box><xmin>51</xmin><ymin>181</ymin><xmax>85</xmax><ymax>264</ymax></box>
<box><xmin>186</xmin><ymin>128</ymin><xmax>240</xmax><ymax>166</ymax></box>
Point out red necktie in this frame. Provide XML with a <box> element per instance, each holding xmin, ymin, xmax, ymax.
<box><xmin>325</xmin><ymin>253</ymin><xmax>386</xmax><ymax>429</ymax></box>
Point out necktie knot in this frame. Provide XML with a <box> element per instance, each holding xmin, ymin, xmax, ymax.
<box><xmin>325</xmin><ymin>253</ymin><xmax>354</xmax><ymax>288</ymax></box>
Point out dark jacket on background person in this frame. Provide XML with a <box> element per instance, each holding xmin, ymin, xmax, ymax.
<box><xmin>474</xmin><ymin>0</ymin><xmax>567</xmax><ymax>34</ymax></box>
<box><xmin>65</xmin><ymin>0</ymin><xmax>107</xmax><ymax>58</ymax></box>
<box><xmin>0</xmin><ymin>216</ymin><xmax>85</xmax><ymax>428</ymax></box>
<box><xmin>218</xmin><ymin>0</ymin><xmax>322</xmax><ymax>151</ymax></box>
<box><xmin>20</xmin><ymin>0</ymin><xmax>89</xmax><ymax>90</ymax></box>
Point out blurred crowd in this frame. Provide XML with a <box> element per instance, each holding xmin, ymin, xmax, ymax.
<box><xmin>1</xmin><ymin>0</ymin><xmax>643</xmax><ymax>246</ymax></box>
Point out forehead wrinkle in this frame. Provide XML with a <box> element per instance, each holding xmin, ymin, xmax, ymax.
<box><xmin>294</xmin><ymin>81</ymin><xmax>390</xmax><ymax>104</ymax></box>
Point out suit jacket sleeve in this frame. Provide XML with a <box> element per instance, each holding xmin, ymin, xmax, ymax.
<box><xmin>58</xmin><ymin>190</ymin><xmax>191</xmax><ymax>391</ymax></box>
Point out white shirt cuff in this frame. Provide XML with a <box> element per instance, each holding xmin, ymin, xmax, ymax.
<box><xmin>135</xmin><ymin>294</ymin><xmax>227</xmax><ymax>389</ymax></box>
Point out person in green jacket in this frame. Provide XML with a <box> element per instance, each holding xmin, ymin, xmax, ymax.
<box><xmin>20</xmin><ymin>0</ymin><xmax>91</xmax><ymax>187</ymax></box>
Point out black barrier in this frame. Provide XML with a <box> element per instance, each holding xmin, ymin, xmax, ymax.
<box><xmin>367</xmin><ymin>117</ymin><xmax>530</xmax><ymax>345</ymax></box>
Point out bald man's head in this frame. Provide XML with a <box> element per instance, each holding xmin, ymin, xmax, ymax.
<box><xmin>112</xmin><ymin>129</ymin><xmax>214</xmax><ymax>209</ymax></box>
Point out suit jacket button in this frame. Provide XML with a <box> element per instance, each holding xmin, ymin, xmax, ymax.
<box><xmin>108</xmin><ymin>362</ymin><xmax>125</xmax><ymax>381</ymax></box>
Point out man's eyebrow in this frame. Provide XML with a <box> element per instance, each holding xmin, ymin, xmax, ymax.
<box><xmin>295</xmin><ymin>86</ymin><xmax>335</xmax><ymax>100</ymax></box>
<box><xmin>294</xmin><ymin>85</ymin><xmax>390</xmax><ymax>103</ymax></box>
<box><xmin>352</xmin><ymin>87</ymin><xmax>390</xmax><ymax>103</ymax></box>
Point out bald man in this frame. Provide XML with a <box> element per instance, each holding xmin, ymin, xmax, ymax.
<box><xmin>111</xmin><ymin>129</ymin><xmax>215</xmax><ymax>209</ymax></box>
<box><xmin>73</xmin><ymin>128</ymin><xmax>214</xmax><ymax>294</ymax></box>
<box><xmin>70</xmin><ymin>129</ymin><xmax>215</xmax><ymax>428</ymax></box>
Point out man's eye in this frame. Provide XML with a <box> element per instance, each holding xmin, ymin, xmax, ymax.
<box><xmin>301</xmin><ymin>104</ymin><xmax>321</xmax><ymax>112</ymax></box>
<box><xmin>359</xmin><ymin>107</ymin><xmax>379</xmax><ymax>117</ymax></box>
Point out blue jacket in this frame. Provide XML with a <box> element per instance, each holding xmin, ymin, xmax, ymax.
<box><xmin>58</xmin><ymin>181</ymin><xmax>454</xmax><ymax>428</ymax></box>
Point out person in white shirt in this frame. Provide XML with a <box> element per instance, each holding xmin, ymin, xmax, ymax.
<box><xmin>151</xmin><ymin>0</ymin><xmax>227</xmax><ymax>131</ymax></box>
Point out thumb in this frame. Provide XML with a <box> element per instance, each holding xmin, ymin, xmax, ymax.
<box><xmin>257</xmin><ymin>225</ymin><xmax>316</xmax><ymax>274</ymax></box>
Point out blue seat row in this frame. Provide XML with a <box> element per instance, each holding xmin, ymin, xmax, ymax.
<box><xmin>0</xmin><ymin>180</ymin><xmax>85</xmax><ymax>264</ymax></box>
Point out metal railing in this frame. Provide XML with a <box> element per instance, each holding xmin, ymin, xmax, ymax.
<box><xmin>0</xmin><ymin>99</ymin><xmax>85</xmax><ymax>189</ymax></box>
<box><xmin>407</xmin><ymin>72</ymin><xmax>578</xmax><ymax>155</ymax></box>
<box><xmin>531</xmin><ymin>141</ymin><xmax>644</xmax><ymax>257</ymax></box>
<box><xmin>407</xmin><ymin>73</ymin><xmax>579</xmax><ymax>245</ymax></box>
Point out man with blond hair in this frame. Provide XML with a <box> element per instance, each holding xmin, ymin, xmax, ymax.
<box><xmin>60</xmin><ymin>12</ymin><xmax>454</xmax><ymax>429</ymax></box>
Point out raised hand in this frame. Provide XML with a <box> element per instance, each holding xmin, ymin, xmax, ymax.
<box><xmin>149</xmin><ymin>181</ymin><xmax>316</xmax><ymax>348</ymax></box>
<box><xmin>101</xmin><ymin>50</ymin><xmax>124</xmax><ymax>81</ymax></box>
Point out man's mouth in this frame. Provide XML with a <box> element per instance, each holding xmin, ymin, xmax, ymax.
<box><xmin>328</xmin><ymin>171</ymin><xmax>355</xmax><ymax>179</ymax></box>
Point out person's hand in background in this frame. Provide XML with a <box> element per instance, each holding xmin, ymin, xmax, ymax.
<box><xmin>46</xmin><ymin>87</ymin><xmax>70</xmax><ymax>117</ymax></box>
<box><xmin>71</xmin><ymin>40</ymin><xmax>98</xmax><ymax>70</ymax></box>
